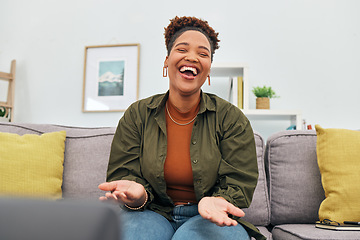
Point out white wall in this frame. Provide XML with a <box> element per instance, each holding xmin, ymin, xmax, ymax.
<box><xmin>1</xmin><ymin>0</ymin><xmax>359</xmax><ymax>138</ymax></box>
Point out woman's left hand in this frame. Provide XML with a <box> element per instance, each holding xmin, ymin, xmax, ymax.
<box><xmin>198</xmin><ymin>196</ymin><xmax>245</xmax><ymax>227</ymax></box>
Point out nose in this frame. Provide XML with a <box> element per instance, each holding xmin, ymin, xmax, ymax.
<box><xmin>184</xmin><ymin>52</ymin><xmax>199</xmax><ymax>63</ymax></box>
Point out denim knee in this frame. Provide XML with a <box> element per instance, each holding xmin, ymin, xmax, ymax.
<box><xmin>172</xmin><ymin>215</ymin><xmax>250</xmax><ymax>240</ymax></box>
<box><xmin>119</xmin><ymin>209</ymin><xmax>175</xmax><ymax>240</ymax></box>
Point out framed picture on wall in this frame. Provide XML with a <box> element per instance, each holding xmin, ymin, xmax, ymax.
<box><xmin>82</xmin><ymin>44</ymin><xmax>140</xmax><ymax>112</ymax></box>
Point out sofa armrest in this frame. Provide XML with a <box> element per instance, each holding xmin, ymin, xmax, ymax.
<box><xmin>242</xmin><ymin>131</ymin><xmax>270</xmax><ymax>227</ymax></box>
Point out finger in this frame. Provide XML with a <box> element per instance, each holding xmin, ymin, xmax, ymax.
<box><xmin>113</xmin><ymin>191</ymin><xmax>127</xmax><ymax>201</ymax></box>
<box><xmin>99</xmin><ymin>196</ymin><xmax>108</xmax><ymax>201</ymax></box>
<box><xmin>213</xmin><ymin>217</ymin><xmax>229</xmax><ymax>227</ymax></box>
<box><xmin>230</xmin><ymin>220</ymin><xmax>238</xmax><ymax>226</ymax></box>
<box><xmin>99</xmin><ymin>195</ymin><xmax>116</xmax><ymax>203</ymax></box>
<box><xmin>105</xmin><ymin>192</ymin><xmax>125</xmax><ymax>205</ymax></box>
<box><xmin>226</xmin><ymin>204</ymin><xmax>245</xmax><ymax>218</ymax></box>
<box><xmin>98</xmin><ymin>182</ymin><xmax>109</xmax><ymax>190</ymax></box>
<box><xmin>105</xmin><ymin>192</ymin><xmax>117</xmax><ymax>200</ymax></box>
<box><xmin>112</xmin><ymin>193</ymin><xmax>118</xmax><ymax>200</ymax></box>
<box><xmin>201</xmin><ymin>211</ymin><xmax>225</xmax><ymax>226</ymax></box>
<box><xmin>225</xmin><ymin>218</ymin><xmax>238</xmax><ymax>226</ymax></box>
<box><xmin>98</xmin><ymin>182</ymin><xmax>117</xmax><ymax>192</ymax></box>
<box><xmin>212</xmin><ymin>214</ymin><xmax>238</xmax><ymax>227</ymax></box>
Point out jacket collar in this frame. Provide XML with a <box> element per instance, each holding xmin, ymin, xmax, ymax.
<box><xmin>147</xmin><ymin>91</ymin><xmax>216</xmax><ymax>115</ymax></box>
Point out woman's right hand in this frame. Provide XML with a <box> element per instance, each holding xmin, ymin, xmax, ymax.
<box><xmin>98</xmin><ymin>180</ymin><xmax>147</xmax><ymax>208</ymax></box>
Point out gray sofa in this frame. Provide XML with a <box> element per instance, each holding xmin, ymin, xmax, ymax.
<box><xmin>0</xmin><ymin>122</ymin><xmax>120</xmax><ymax>240</ymax></box>
<box><xmin>1</xmin><ymin>122</ymin><xmax>359</xmax><ymax>240</ymax></box>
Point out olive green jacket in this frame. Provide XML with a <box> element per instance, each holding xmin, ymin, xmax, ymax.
<box><xmin>107</xmin><ymin>91</ymin><xmax>265</xmax><ymax>240</ymax></box>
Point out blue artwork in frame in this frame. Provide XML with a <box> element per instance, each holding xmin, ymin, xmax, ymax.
<box><xmin>98</xmin><ymin>60</ymin><xmax>125</xmax><ymax>96</ymax></box>
<box><xmin>82</xmin><ymin>44</ymin><xmax>139</xmax><ymax>112</ymax></box>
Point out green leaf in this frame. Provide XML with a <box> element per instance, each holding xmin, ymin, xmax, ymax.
<box><xmin>252</xmin><ymin>85</ymin><xmax>279</xmax><ymax>98</ymax></box>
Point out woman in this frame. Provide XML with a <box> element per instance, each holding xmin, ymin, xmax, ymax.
<box><xmin>99</xmin><ymin>16</ymin><xmax>265</xmax><ymax>240</ymax></box>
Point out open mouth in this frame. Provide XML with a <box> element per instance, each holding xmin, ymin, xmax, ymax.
<box><xmin>179</xmin><ymin>66</ymin><xmax>198</xmax><ymax>77</ymax></box>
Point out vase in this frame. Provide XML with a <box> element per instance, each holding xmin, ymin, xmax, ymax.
<box><xmin>256</xmin><ymin>97</ymin><xmax>270</xmax><ymax>109</ymax></box>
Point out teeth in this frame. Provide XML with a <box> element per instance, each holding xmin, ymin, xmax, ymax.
<box><xmin>180</xmin><ymin>66</ymin><xmax>197</xmax><ymax>75</ymax></box>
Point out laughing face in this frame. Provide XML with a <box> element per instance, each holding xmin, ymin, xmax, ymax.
<box><xmin>164</xmin><ymin>30</ymin><xmax>212</xmax><ymax>98</ymax></box>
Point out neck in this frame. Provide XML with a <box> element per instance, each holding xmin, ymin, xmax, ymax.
<box><xmin>168</xmin><ymin>90</ymin><xmax>201</xmax><ymax>112</ymax></box>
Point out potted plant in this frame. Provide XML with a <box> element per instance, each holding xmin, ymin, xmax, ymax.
<box><xmin>0</xmin><ymin>107</ymin><xmax>8</xmax><ymax>122</ymax></box>
<box><xmin>252</xmin><ymin>85</ymin><xmax>279</xmax><ymax>109</ymax></box>
<box><xmin>0</xmin><ymin>107</ymin><xmax>5</xmax><ymax>117</ymax></box>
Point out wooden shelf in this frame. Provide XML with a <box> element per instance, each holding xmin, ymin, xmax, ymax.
<box><xmin>243</xmin><ymin>109</ymin><xmax>302</xmax><ymax>130</ymax></box>
<box><xmin>0</xmin><ymin>60</ymin><xmax>16</xmax><ymax>122</ymax></box>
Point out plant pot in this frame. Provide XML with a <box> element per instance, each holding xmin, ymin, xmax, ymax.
<box><xmin>256</xmin><ymin>97</ymin><xmax>270</xmax><ymax>109</ymax></box>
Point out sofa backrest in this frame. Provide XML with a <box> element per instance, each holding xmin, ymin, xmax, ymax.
<box><xmin>265</xmin><ymin>130</ymin><xmax>325</xmax><ymax>225</ymax></box>
<box><xmin>0</xmin><ymin>123</ymin><xmax>116</xmax><ymax>199</ymax></box>
<box><xmin>242</xmin><ymin>131</ymin><xmax>270</xmax><ymax>227</ymax></box>
<box><xmin>0</xmin><ymin>123</ymin><xmax>271</xmax><ymax>227</ymax></box>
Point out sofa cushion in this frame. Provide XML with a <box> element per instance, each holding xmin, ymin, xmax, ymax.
<box><xmin>0</xmin><ymin>123</ymin><xmax>116</xmax><ymax>199</ymax></box>
<box><xmin>272</xmin><ymin>224</ymin><xmax>360</xmax><ymax>240</ymax></box>
<box><xmin>256</xmin><ymin>226</ymin><xmax>272</xmax><ymax>240</ymax></box>
<box><xmin>60</xmin><ymin>128</ymin><xmax>115</xmax><ymax>199</ymax></box>
<box><xmin>316</xmin><ymin>125</ymin><xmax>360</xmax><ymax>223</ymax></box>
<box><xmin>242</xmin><ymin>131</ymin><xmax>270</xmax><ymax>226</ymax></box>
<box><xmin>266</xmin><ymin>130</ymin><xmax>325</xmax><ymax>225</ymax></box>
<box><xmin>0</xmin><ymin>131</ymin><xmax>66</xmax><ymax>199</ymax></box>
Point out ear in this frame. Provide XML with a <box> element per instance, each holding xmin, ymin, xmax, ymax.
<box><xmin>164</xmin><ymin>56</ymin><xmax>169</xmax><ymax>68</ymax></box>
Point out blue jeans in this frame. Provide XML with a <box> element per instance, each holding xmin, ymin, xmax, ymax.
<box><xmin>119</xmin><ymin>204</ymin><xmax>250</xmax><ymax>240</ymax></box>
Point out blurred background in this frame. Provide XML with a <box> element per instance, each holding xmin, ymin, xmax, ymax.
<box><xmin>1</xmin><ymin>0</ymin><xmax>359</xmax><ymax>139</ymax></box>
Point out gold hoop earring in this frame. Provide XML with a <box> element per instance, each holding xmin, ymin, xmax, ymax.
<box><xmin>207</xmin><ymin>75</ymin><xmax>210</xmax><ymax>86</ymax></box>
<box><xmin>163</xmin><ymin>67</ymin><xmax>168</xmax><ymax>77</ymax></box>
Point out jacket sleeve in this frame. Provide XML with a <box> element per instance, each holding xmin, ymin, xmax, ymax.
<box><xmin>211</xmin><ymin>105</ymin><xmax>259</xmax><ymax>209</ymax></box>
<box><xmin>106</xmin><ymin>103</ymin><xmax>155</xmax><ymax>205</ymax></box>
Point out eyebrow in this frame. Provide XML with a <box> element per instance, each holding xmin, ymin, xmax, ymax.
<box><xmin>174</xmin><ymin>42</ymin><xmax>210</xmax><ymax>53</ymax></box>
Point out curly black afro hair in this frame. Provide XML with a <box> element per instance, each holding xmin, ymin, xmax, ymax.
<box><xmin>164</xmin><ymin>16</ymin><xmax>220</xmax><ymax>61</ymax></box>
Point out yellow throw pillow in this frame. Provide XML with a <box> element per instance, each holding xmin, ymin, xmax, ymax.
<box><xmin>0</xmin><ymin>131</ymin><xmax>66</xmax><ymax>199</ymax></box>
<box><xmin>316</xmin><ymin>124</ymin><xmax>360</xmax><ymax>223</ymax></box>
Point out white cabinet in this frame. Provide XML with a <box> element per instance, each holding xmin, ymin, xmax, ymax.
<box><xmin>211</xmin><ymin>62</ymin><xmax>250</xmax><ymax>110</ymax></box>
<box><xmin>210</xmin><ymin>63</ymin><xmax>303</xmax><ymax>130</ymax></box>
<box><xmin>242</xmin><ymin>109</ymin><xmax>302</xmax><ymax>130</ymax></box>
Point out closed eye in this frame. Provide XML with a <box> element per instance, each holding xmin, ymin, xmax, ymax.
<box><xmin>199</xmin><ymin>53</ymin><xmax>209</xmax><ymax>57</ymax></box>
